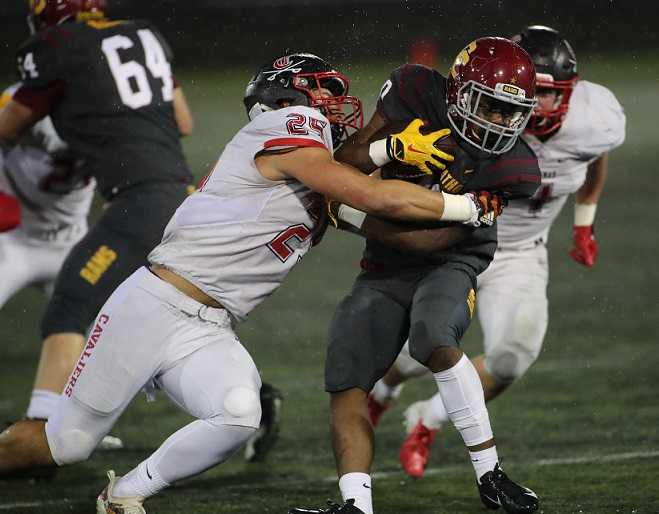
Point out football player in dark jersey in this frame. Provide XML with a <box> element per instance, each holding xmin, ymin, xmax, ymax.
<box><xmin>290</xmin><ymin>38</ymin><xmax>541</xmax><ymax>514</ymax></box>
<box><xmin>366</xmin><ymin>23</ymin><xmax>625</xmax><ymax>486</ymax></box>
<box><xmin>0</xmin><ymin>0</ymin><xmax>193</xmax><ymax>459</ymax></box>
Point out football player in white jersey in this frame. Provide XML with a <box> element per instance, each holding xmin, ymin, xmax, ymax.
<box><xmin>0</xmin><ymin>53</ymin><xmax>506</xmax><ymax>513</ymax></box>
<box><xmin>0</xmin><ymin>84</ymin><xmax>94</xmax><ymax>310</ymax></box>
<box><xmin>366</xmin><ymin>25</ymin><xmax>626</xmax><ymax>480</ymax></box>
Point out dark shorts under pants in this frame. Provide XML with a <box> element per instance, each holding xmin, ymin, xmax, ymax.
<box><xmin>325</xmin><ymin>262</ymin><xmax>477</xmax><ymax>393</ymax></box>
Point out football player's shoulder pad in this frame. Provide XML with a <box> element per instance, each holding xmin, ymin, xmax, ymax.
<box><xmin>564</xmin><ymin>80</ymin><xmax>626</xmax><ymax>157</ymax></box>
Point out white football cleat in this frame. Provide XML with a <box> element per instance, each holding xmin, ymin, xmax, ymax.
<box><xmin>96</xmin><ymin>470</ymin><xmax>146</xmax><ymax>514</ymax></box>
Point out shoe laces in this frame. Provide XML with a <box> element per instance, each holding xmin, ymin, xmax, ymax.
<box><xmin>490</xmin><ymin>463</ymin><xmax>526</xmax><ymax>497</ymax></box>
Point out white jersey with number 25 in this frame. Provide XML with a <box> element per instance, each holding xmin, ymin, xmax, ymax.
<box><xmin>149</xmin><ymin>105</ymin><xmax>333</xmax><ymax>321</ymax></box>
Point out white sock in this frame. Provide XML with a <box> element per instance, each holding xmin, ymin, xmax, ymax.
<box><xmin>113</xmin><ymin>420</ymin><xmax>253</xmax><ymax>499</ymax></box>
<box><xmin>339</xmin><ymin>472</ymin><xmax>373</xmax><ymax>514</ymax></box>
<box><xmin>371</xmin><ymin>379</ymin><xmax>403</xmax><ymax>405</ymax></box>
<box><xmin>433</xmin><ymin>354</ymin><xmax>494</xmax><ymax>447</ymax></box>
<box><xmin>26</xmin><ymin>389</ymin><xmax>60</xmax><ymax>419</ymax></box>
<box><xmin>470</xmin><ymin>446</ymin><xmax>499</xmax><ymax>482</ymax></box>
<box><xmin>113</xmin><ymin>460</ymin><xmax>167</xmax><ymax>499</ymax></box>
<box><xmin>424</xmin><ymin>391</ymin><xmax>449</xmax><ymax>428</ymax></box>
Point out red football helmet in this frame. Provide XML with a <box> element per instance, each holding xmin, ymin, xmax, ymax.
<box><xmin>446</xmin><ymin>37</ymin><xmax>537</xmax><ymax>155</ymax></box>
<box><xmin>28</xmin><ymin>0</ymin><xmax>107</xmax><ymax>33</ymax></box>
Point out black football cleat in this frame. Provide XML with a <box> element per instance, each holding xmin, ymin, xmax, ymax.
<box><xmin>478</xmin><ymin>463</ymin><xmax>539</xmax><ymax>513</ymax></box>
<box><xmin>288</xmin><ymin>499</ymin><xmax>365</xmax><ymax>514</ymax></box>
<box><xmin>244</xmin><ymin>382</ymin><xmax>283</xmax><ymax>462</ymax></box>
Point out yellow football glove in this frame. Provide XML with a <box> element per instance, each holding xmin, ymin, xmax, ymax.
<box><xmin>387</xmin><ymin>119</ymin><xmax>454</xmax><ymax>175</ymax></box>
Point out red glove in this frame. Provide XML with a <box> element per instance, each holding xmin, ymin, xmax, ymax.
<box><xmin>0</xmin><ymin>192</ymin><xmax>21</xmax><ymax>232</ymax></box>
<box><xmin>569</xmin><ymin>225</ymin><xmax>598</xmax><ymax>267</ymax></box>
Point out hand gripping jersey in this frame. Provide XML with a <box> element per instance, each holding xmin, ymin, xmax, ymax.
<box><xmin>365</xmin><ymin>64</ymin><xmax>541</xmax><ymax>273</ymax></box>
<box><xmin>1</xmin><ymin>116</ymin><xmax>94</xmax><ymax>239</ymax></box>
<box><xmin>148</xmin><ymin>106</ymin><xmax>333</xmax><ymax>321</ymax></box>
<box><xmin>14</xmin><ymin>19</ymin><xmax>191</xmax><ymax>199</ymax></box>
<box><xmin>498</xmin><ymin>80</ymin><xmax>626</xmax><ymax>249</ymax></box>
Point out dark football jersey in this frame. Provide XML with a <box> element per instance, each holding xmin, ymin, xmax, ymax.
<box><xmin>365</xmin><ymin>64</ymin><xmax>541</xmax><ymax>273</ymax></box>
<box><xmin>15</xmin><ymin>19</ymin><xmax>191</xmax><ymax>199</ymax></box>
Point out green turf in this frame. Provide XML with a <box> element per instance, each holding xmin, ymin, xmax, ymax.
<box><xmin>1</xmin><ymin>56</ymin><xmax>659</xmax><ymax>513</ymax></box>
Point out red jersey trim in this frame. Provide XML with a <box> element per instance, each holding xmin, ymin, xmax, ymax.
<box><xmin>263</xmin><ymin>138</ymin><xmax>327</xmax><ymax>151</ymax></box>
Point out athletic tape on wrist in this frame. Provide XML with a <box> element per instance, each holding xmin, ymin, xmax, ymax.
<box><xmin>440</xmin><ymin>192</ymin><xmax>477</xmax><ymax>222</ymax></box>
<box><xmin>337</xmin><ymin>204</ymin><xmax>367</xmax><ymax>230</ymax></box>
<box><xmin>574</xmin><ymin>203</ymin><xmax>597</xmax><ymax>227</ymax></box>
<box><xmin>368</xmin><ymin>139</ymin><xmax>391</xmax><ymax>167</ymax></box>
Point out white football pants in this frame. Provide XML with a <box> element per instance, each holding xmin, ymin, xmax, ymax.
<box><xmin>46</xmin><ymin>266</ymin><xmax>262</xmax><ymax>467</ymax></box>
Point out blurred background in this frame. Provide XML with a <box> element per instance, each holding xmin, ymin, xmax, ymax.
<box><xmin>1</xmin><ymin>1</ymin><xmax>658</xmax><ymax>513</ymax></box>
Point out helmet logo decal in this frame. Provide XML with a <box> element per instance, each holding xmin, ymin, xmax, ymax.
<box><xmin>450</xmin><ymin>41</ymin><xmax>477</xmax><ymax>79</ymax></box>
<box><xmin>273</xmin><ymin>56</ymin><xmax>293</xmax><ymax>69</ymax></box>
<box><xmin>264</xmin><ymin>59</ymin><xmax>307</xmax><ymax>82</ymax></box>
<box><xmin>31</xmin><ymin>0</ymin><xmax>47</xmax><ymax>15</ymax></box>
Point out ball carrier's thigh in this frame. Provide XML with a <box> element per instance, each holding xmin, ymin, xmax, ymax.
<box><xmin>41</xmin><ymin>183</ymin><xmax>189</xmax><ymax>338</ymax></box>
<box><xmin>407</xmin><ymin>263</ymin><xmax>477</xmax><ymax>365</ymax></box>
<box><xmin>325</xmin><ymin>271</ymin><xmax>418</xmax><ymax>393</ymax></box>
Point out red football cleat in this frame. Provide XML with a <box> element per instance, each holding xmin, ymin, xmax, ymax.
<box><xmin>367</xmin><ymin>394</ymin><xmax>390</xmax><ymax>427</ymax></box>
<box><xmin>399</xmin><ymin>420</ymin><xmax>438</xmax><ymax>478</ymax></box>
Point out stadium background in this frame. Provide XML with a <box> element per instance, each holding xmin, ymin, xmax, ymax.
<box><xmin>1</xmin><ymin>1</ymin><xmax>658</xmax><ymax>512</ymax></box>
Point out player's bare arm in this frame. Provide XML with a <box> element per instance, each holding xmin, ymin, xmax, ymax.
<box><xmin>334</xmin><ymin>109</ymin><xmax>388</xmax><ymax>172</ymax></box>
<box><xmin>350</xmin><ymin>215</ymin><xmax>469</xmax><ymax>255</ymax></box>
<box><xmin>258</xmin><ymin>145</ymin><xmax>472</xmax><ymax>224</ymax></box>
<box><xmin>326</xmin><ymin>190</ymin><xmax>471</xmax><ymax>254</ymax></box>
<box><xmin>569</xmin><ymin>153</ymin><xmax>609</xmax><ymax>267</ymax></box>
<box><xmin>576</xmin><ymin>153</ymin><xmax>608</xmax><ymax>205</ymax></box>
<box><xmin>173</xmin><ymin>86</ymin><xmax>193</xmax><ymax>136</ymax></box>
<box><xmin>0</xmin><ymin>98</ymin><xmax>43</xmax><ymax>144</ymax></box>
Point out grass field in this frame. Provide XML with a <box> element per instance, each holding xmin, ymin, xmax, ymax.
<box><xmin>1</xmin><ymin>55</ymin><xmax>658</xmax><ymax>513</ymax></box>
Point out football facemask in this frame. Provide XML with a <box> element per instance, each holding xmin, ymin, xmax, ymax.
<box><xmin>292</xmin><ymin>71</ymin><xmax>363</xmax><ymax>147</ymax></box>
<box><xmin>449</xmin><ymin>80</ymin><xmax>536</xmax><ymax>154</ymax></box>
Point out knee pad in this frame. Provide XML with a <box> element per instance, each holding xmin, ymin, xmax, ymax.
<box><xmin>47</xmin><ymin>427</ymin><xmax>96</xmax><ymax>466</ymax></box>
<box><xmin>484</xmin><ymin>300</ymin><xmax>545</xmax><ymax>384</ymax></box>
<box><xmin>220</xmin><ymin>386</ymin><xmax>261</xmax><ymax>428</ymax></box>
<box><xmin>486</xmin><ymin>342</ymin><xmax>541</xmax><ymax>384</ymax></box>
